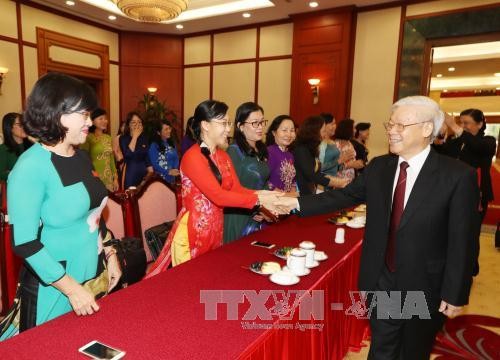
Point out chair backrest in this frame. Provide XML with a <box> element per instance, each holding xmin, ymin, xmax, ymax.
<box><xmin>137</xmin><ymin>181</ymin><xmax>177</xmax><ymax>261</ymax></box>
<box><xmin>102</xmin><ymin>196</ymin><xmax>125</xmax><ymax>240</ymax></box>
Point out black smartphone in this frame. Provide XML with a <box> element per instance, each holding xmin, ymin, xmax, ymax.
<box><xmin>79</xmin><ymin>341</ymin><xmax>126</xmax><ymax>360</ymax></box>
<box><xmin>251</xmin><ymin>240</ymin><xmax>275</xmax><ymax>249</ymax></box>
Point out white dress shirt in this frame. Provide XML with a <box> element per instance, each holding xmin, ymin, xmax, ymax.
<box><xmin>392</xmin><ymin>145</ymin><xmax>431</xmax><ymax>208</ymax></box>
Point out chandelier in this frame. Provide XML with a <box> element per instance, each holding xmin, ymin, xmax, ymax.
<box><xmin>112</xmin><ymin>0</ymin><xmax>188</xmax><ymax>23</ymax></box>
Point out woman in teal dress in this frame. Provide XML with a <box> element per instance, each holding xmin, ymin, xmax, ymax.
<box><xmin>0</xmin><ymin>73</ymin><xmax>121</xmax><ymax>340</ymax></box>
<box><xmin>223</xmin><ymin>102</ymin><xmax>270</xmax><ymax>244</ymax></box>
<box><xmin>0</xmin><ymin>112</ymin><xmax>32</xmax><ymax>181</ymax></box>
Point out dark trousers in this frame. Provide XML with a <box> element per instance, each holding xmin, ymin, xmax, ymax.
<box><xmin>367</xmin><ymin>267</ymin><xmax>446</xmax><ymax>360</ymax></box>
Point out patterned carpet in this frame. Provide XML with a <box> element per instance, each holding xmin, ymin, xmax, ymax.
<box><xmin>346</xmin><ymin>230</ymin><xmax>500</xmax><ymax>360</ymax></box>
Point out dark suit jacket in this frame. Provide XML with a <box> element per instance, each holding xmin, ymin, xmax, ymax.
<box><xmin>292</xmin><ymin>144</ymin><xmax>330</xmax><ymax>195</ymax></box>
<box><xmin>434</xmin><ymin>132</ymin><xmax>496</xmax><ymax>202</ymax></box>
<box><xmin>298</xmin><ymin>149</ymin><xmax>479</xmax><ymax>311</ymax></box>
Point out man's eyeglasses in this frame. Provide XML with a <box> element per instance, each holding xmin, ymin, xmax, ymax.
<box><xmin>212</xmin><ymin>120</ymin><xmax>232</xmax><ymax>128</ymax></box>
<box><xmin>383</xmin><ymin>120</ymin><xmax>431</xmax><ymax>132</ymax></box>
<box><xmin>244</xmin><ymin>120</ymin><xmax>268</xmax><ymax>128</ymax></box>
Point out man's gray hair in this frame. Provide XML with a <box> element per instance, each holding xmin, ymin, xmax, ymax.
<box><xmin>392</xmin><ymin>96</ymin><xmax>444</xmax><ymax>141</ymax></box>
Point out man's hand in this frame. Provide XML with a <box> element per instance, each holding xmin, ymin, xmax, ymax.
<box><xmin>439</xmin><ymin>300</ymin><xmax>463</xmax><ymax>318</ymax></box>
<box><xmin>273</xmin><ymin>196</ymin><xmax>299</xmax><ymax>215</ymax></box>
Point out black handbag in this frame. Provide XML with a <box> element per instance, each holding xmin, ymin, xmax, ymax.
<box><xmin>105</xmin><ymin>237</ymin><xmax>147</xmax><ymax>287</ymax></box>
<box><xmin>144</xmin><ymin>221</ymin><xmax>174</xmax><ymax>260</ymax></box>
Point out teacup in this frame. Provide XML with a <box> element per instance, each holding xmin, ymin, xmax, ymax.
<box><xmin>299</xmin><ymin>241</ymin><xmax>316</xmax><ymax>267</ymax></box>
<box><xmin>286</xmin><ymin>248</ymin><xmax>307</xmax><ymax>275</ymax></box>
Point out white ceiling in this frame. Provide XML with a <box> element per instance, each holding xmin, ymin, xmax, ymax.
<box><xmin>30</xmin><ymin>0</ymin><xmax>395</xmax><ymax>34</ymax></box>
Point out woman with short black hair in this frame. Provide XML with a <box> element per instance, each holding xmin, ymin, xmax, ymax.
<box><xmin>148</xmin><ymin>119</ymin><xmax>180</xmax><ymax>184</ymax></box>
<box><xmin>0</xmin><ymin>73</ymin><xmax>121</xmax><ymax>340</ymax></box>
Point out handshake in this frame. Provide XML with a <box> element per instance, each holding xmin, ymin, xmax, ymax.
<box><xmin>255</xmin><ymin>190</ymin><xmax>301</xmax><ymax>218</ymax></box>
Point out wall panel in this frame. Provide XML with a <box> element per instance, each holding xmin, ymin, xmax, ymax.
<box><xmin>260</xmin><ymin>24</ymin><xmax>293</xmax><ymax>57</ymax></box>
<box><xmin>350</xmin><ymin>7</ymin><xmax>401</xmax><ymax>158</ymax></box>
<box><xmin>184</xmin><ymin>35</ymin><xmax>211</xmax><ymax>65</ymax></box>
<box><xmin>214</xmin><ymin>29</ymin><xmax>257</xmax><ymax>62</ymax></box>
<box><xmin>184</xmin><ymin>67</ymin><xmax>210</xmax><ymax>124</ymax></box>
<box><xmin>258</xmin><ymin>59</ymin><xmax>292</xmax><ymax>125</ymax></box>
<box><xmin>0</xmin><ymin>1</ymin><xmax>17</xmax><ymax>39</ymax></box>
<box><xmin>213</xmin><ymin>63</ymin><xmax>255</xmax><ymax>121</ymax></box>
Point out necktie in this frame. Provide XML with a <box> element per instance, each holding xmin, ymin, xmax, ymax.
<box><xmin>385</xmin><ymin>161</ymin><xmax>409</xmax><ymax>272</ymax></box>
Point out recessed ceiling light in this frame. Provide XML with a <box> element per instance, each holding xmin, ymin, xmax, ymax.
<box><xmin>108</xmin><ymin>15</ymin><xmax>116</xmax><ymax>20</ymax></box>
<box><xmin>436</xmin><ymin>74</ymin><xmax>443</xmax><ymax>78</ymax></box>
<box><xmin>176</xmin><ymin>24</ymin><xmax>184</xmax><ymax>29</ymax></box>
<box><xmin>448</xmin><ymin>67</ymin><xmax>455</xmax><ymax>72</ymax></box>
<box><xmin>443</xmin><ymin>89</ymin><xmax>448</xmax><ymax>93</ymax></box>
<box><xmin>495</xmin><ymin>72</ymin><xmax>500</xmax><ymax>77</ymax></box>
<box><xmin>309</xmin><ymin>1</ymin><xmax>319</xmax><ymax>7</ymax></box>
<box><xmin>65</xmin><ymin>0</ymin><xmax>75</xmax><ymax>6</ymax></box>
<box><xmin>242</xmin><ymin>12</ymin><xmax>251</xmax><ymax>18</ymax></box>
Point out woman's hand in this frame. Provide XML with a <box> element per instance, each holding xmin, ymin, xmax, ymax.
<box><xmin>338</xmin><ymin>148</ymin><xmax>355</xmax><ymax>164</ymax></box>
<box><xmin>327</xmin><ymin>176</ymin><xmax>349</xmax><ymax>189</ymax></box>
<box><xmin>130</xmin><ymin>123</ymin><xmax>143</xmax><ymax>138</ymax></box>
<box><xmin>168</xmin><ymin>169</ymin><xmax>180</xmax><ymax>177</ymax></box>
<box><xmin>52</xmin><ymin>275</ymin><xmax>99</xmax><ymax>316</ymax></box>
<box><xmin>106</xmin><ymin>252</ymin><xmax>122</xmax><ymax>292</ymax></box>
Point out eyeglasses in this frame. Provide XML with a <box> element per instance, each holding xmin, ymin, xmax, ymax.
<box><xmin>74</xmin><ymin>110</ymin><xmax>91</xmax><ymax>118</ymax></box>
<box><xmin>383</xmin><ymin>120</ymin><xmax>431</xmax><ymax>132</ymax></box>
<box><xmin>244</xmin><ymin>120</ymin><xmax>268</xmax><ymax>128</ymax></box>
<box><xmin>13</xmin><ymin>122</ymin><xmax>23</xmax><ymax>128</ymax></box>
<box><xmin>211</xmin><ymin>120</ymin><xmax>232</xmax><ymax>128</ymax></box>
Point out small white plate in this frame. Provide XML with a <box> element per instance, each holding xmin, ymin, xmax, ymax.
<box><xmin>283</xmin><ymin>266</ymin><xmax>311</xmax><ymax>276</ymax></box>
<box><xmin>306</xmin><ymin>260</ymin><xmax>320</xmax><ymax>268</ymax></box>
<box><xmin>270</xmin><ymin>271</ymin><xmax>300</xmax><ymax>286</ymax></box>
<box><xmin>314</xmin><ymin>251</ymin><xmax>328</xmax><ymax>261</ymax></box>
<box><xmin>346</xmin><ymin>220</ymin><xmax>365</xmax><ymax>229</ymax></box>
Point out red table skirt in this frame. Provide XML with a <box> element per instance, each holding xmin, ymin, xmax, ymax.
<box><xmin>239</xmin><ymin>241</ymin><xmax>368</xmax><ymax>360</ymax></box>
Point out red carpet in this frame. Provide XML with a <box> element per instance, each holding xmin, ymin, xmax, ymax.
<box><xmin>432</xmin><ymin>315</ymin><xmax>500</xmax><ymax>359</ymax></box>
<box><xmin>483</xmin><ymin>163</ymin><xmax>500</xmax><ymax>226</ymax></box>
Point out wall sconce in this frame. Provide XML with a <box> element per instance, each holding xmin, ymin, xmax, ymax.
<box><xmin>0</xmin><ymin>67</ymin><xmax>9</xmax><ymax>95</ymax></box>
<box><xmin>308</xmin><ymin>78</ymin><xmax>320</xmax><ymax>104</ymax></box>
<box><xmin>147</xmin><ymin>87</ymin><xmax>157</xmax><ymax>94</ymax></box>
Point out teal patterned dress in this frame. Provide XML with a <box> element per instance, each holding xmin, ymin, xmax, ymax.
<box><xmin>0</xmin><ymin>143</ymin><xmax>108</xmax><ymax>339</ymax></box>
<box><xmin>223</xmin><ymin>144</ymin><xmax>270</xmax><ymax>244</ymax></box>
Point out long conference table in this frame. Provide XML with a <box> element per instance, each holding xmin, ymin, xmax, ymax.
<box><xmin>0</xmin><ymin>212</ymin><xmax>368</xmax><ymax>359</ymax></box>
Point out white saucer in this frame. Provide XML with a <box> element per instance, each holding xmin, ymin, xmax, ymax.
<box><xmin>306</xmin><ymin>260</ymin><xmax>320</xmax><ymax>268</ymax></box>
<box><xmin>346</xmin><ymin>220</ymin><xmax>365</xmax><ymax>229</ymax></box>
<box><xmin>270</xmin><ymin>271</ymin><xmax>300</xmax><ymax>286</ymax></box>
<box><xmin>283</xmin><ymin>266</ymin><xmax>311</xmax><ymax>276</ymax></box>
<box><xmin>314</xmin><ymin>251</ymin><xmax>328</xmax><ymax>261</ymax></box>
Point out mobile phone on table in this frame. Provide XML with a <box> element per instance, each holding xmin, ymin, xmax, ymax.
<box><xmin>79</xmin><ymin>340</ymin><xmax>125</xmax><ymax>360</ymax></box>
<box><xmin>251</xmin><ymin>240</ymin><xmax>275</xmax><ymax>249</ymax></box>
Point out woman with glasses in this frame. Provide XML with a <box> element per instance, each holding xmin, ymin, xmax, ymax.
<box><xmin>119</xmin><ymin>111</ymin><xmax>153</xmax><ymax>189</ymax></box>
<box><xmin>0</xmin><ymin>112</ymin><xmax>32</xmax><ymax>181</ymax></box>
<box><xmin>80</xmin><ymin>108</ymin><xmax>119</xmax><ymax>191</ymax></box>
<box><xmin>223</xmin><ymin>102</ymin><xmax>271</xmax><ymax>244</ymax></box>
<box><xmin>145</xmin><ymin>100</ymin><xmax>280</xmax><ymax>275</ymax></box>
<box><xmin>0</xmin><ymin>73</ymin><xmax>121</xmax><ymax>340</ymax></box>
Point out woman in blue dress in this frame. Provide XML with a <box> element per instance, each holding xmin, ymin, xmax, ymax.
<box><xmin>148</xmin><ymin>120</ymin><xmax>180</xmax><ymax>184</ymax></box>
<box><xmin>119</xmin><ymin>112</ymin><xmax>153</xmax><ymax>189</ymax></box>
<box><xmin>0</xmin><ymin>73</ymin><xmax>121</xmax><ymax>339</ymax></box>
<box><xmin>223</xmin><ymin>102</ymin><xmax>270</xmax><ymax>244</ymax></box>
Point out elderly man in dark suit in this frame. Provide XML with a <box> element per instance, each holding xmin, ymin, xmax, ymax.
<box><xmin>274</xmin><ymin>96</ymin><xmax>479</xmax><ymax>359</ymax></box>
